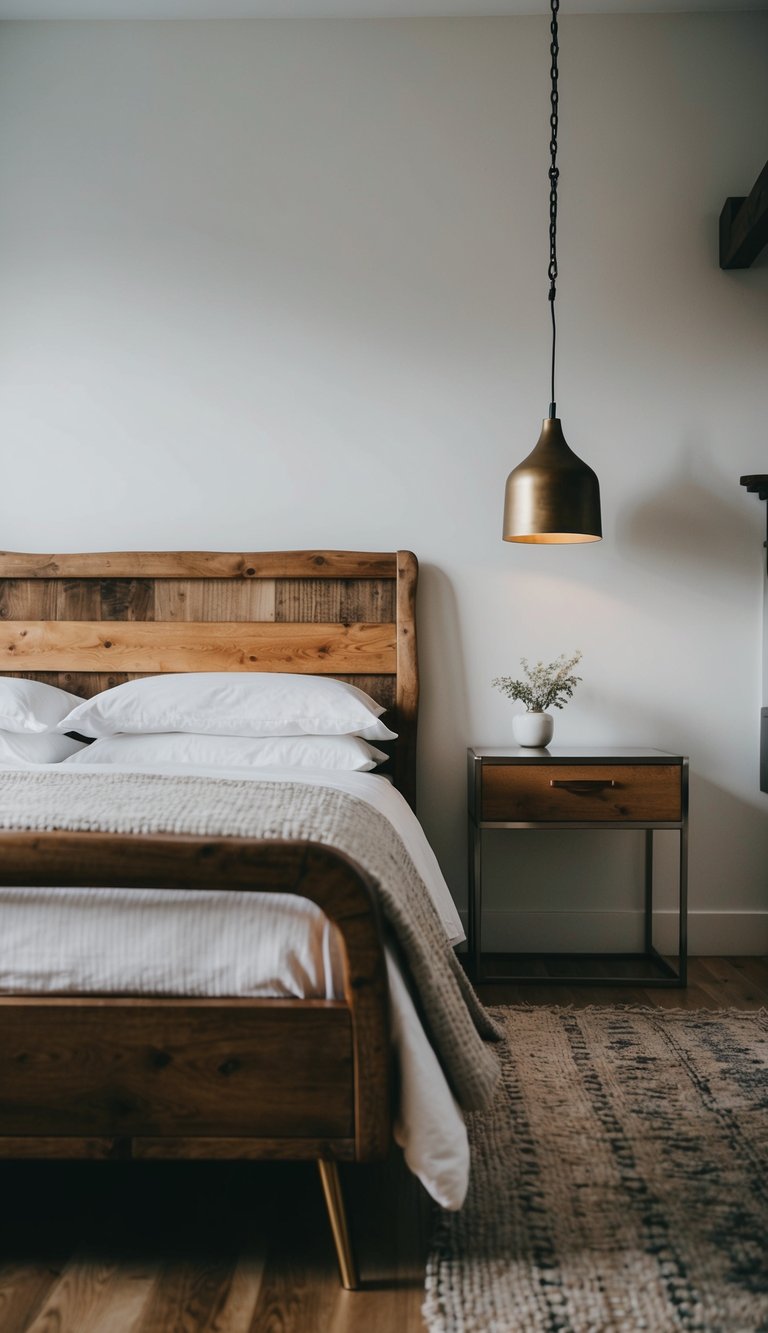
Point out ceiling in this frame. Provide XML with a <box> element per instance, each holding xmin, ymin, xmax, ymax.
<box><xmin>1</xmin><ymin>0</ymin><xmax>766</xmax><ymax>17</ymax></box>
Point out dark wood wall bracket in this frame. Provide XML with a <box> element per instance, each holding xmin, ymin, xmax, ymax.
<box><xmin>741</xmin><ymin>475</ymin><xmax>768</xmax><ymax>504</ymax></box>
<box><xmin>741</xmin><ymin>475</ymin><xmax>768</xmax><ymax>572</ymax></box>
<box><xmin>720</xmin><ymin>160</ymin><xmax>768</xmax><ymax>269</ymax></box>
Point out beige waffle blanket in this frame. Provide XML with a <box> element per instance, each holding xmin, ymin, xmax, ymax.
<box><xmin>0</xmin><ymin>769</ymin><xmax>501</xmax><ymax>1110</ymax></box>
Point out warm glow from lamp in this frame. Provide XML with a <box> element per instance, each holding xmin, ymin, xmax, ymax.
<box><xmin>508</xmin><ymin>534</ymin><xmax>602</xmax><ymax>544</ymax></box>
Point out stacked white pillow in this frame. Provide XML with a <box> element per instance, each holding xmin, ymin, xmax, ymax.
<box><xmin>58</xmin><ymin>673</ymin><xmax>396</xmax><ymax>773</ymax></box>
<box><xmin>0</xmin><ymin>679</ymin><xmax>89</xmax><ymax>765</ymax></box>
<box><xmin>65</xmin><ymin>731</ymin><xmax>387</xmax><ymax>772</ymax></box>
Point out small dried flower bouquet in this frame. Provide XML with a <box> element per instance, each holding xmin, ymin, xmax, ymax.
<box><xmin>492</xmin><ymin>651</ymin><xmax>582</xmax><ymax>747</ymax></box>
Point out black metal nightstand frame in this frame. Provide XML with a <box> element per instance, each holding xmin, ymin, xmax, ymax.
<box><xmin>467</xmin><ymin>747</ymin><xmax>689</xmax><ymax>987</ymax></box>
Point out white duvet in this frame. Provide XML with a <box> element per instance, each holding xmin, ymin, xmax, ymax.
<box><xmin>0</xmin><ymin>762</ymin><xmax>470</xmax><ymax>1209</ymax></box>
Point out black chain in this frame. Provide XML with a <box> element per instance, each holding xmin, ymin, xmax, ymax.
<box><xmin>548</xmin><ymin>0</ymin><xmax>559</xmax><ymax>415</ymax></box>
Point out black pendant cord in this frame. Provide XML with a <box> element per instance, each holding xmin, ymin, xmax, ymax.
<box><xmin>548</xmin><ymin>0</ymin><xmax>559</xmax><ymax>419</ymax></box>
<box><xmin>550</xmin><ymin>292</ymin><xmax>557</xmax><ymax>420</ymax></box>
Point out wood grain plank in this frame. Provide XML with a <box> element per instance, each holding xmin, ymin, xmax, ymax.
<box><xmin>341</xmin><ymin>675</ymin><xmax>396</xmax><ymax>711</ymax></box>
<box><xmin>154</xmin><ymin>579</ymin><xmax>276</xmax><ymax>624</ymax></box>
<box><xmin>133</xmin><ymin>1138</ymin><xmax>356</xmax><ymax>1162</ymax></box>
<box><xmin>642</xmin><ymin>982</ymin><xmax>723</xmax><ymax>1011</ymax></box>
<box><xmin>1</xmin><ymin>620</ymin><xmax>396</xmax><ymax>674</ymax></box>
<box><xmin>0</xmin><ymin>551</ymin><xmax>397</xmax><ymax>579</ymax></box>
<box><xmin>341</xmin><ymin>1154</ymin><xmax>431</xmax><ymax>1331</ymax></box>
<box><xmin>0</xmin><ymin>579</ymin><xmax>58</xmax><ymax>622</ymax></box>
<box><xmin>56</xmin><ymin>580</ymin><xmax>101</xmax><ymax>621</ymax></box>
<box><xmin>54</xmin><ymin>671</ymin><xmax>156</xmax><ymax>697</ymax></box>
<box><xmin>724</xmin><ymin>955</ymin><xmax>768</xmax><ymax>1000</ymax></box>
<box><xmin>695</xmin><ymin>956</ymin><xmax>768</xmax><ymax>1009</ymax></box>
<box><xmin>249</xmin><ymin>1153</ymin><xmax>430</xmax><ymax>1331</ymax></box>
<box><xmin>275</xmin><ymin>578</ymin><xmax>395</xmax><ymax>624</ymax></box>
<box><xmin>0</xmin><ymin>670</ymin><xmax>94</xmax><ymax>698</ymax></box>
<box><xmin>197</xmin><ymin>1245</ymin><xmax>266</xmax><ymax>1333</ymax></box>
<box><xmin>475</xmin><ymin>958</ymin><xmax>768</xmax><ymax>1010</ymax></box>
<box><xmin>0</xmin><ymin>1138</ymin><xmax>126</xmax><ymax>1160</ymax></box>
<box><xmin>0</xmin><ymin>997</ymin><xmax>347</xmax><ymax>1010</ymax></box>
<box><xmin>23</xmin><ymin>1258</ymin><xmax>156</xmax><ymax>1333</ymax></box>
<box><xmin>99</xmin><ymin>579</ymin><xmax>154</xmax><ymax>621</ymax></box>
<box><xmin>0</xmin><ymin>1137</ymin><xmax>343</xmax><ymax>1167</ymax></box>
<box><xmin>0</xmin><ymin>1261</ymin><xmax>72</xmax><ymax>1333</ymax></box>
<box><xmin>248</xmin><ymin>1181</ymin><xmax>345</xmax><ymax>1333</ymax></box>
<box><xmin>4</xmin><ymin>671</ymin><xmax>397</xmax><ymax>708</ymax></box>
<box><xmin>89</xmin><ymin>1267</ymin><xmax>158</xmax><ymax>1333</ymax></box>
<box><xmin>275</xmin><ymin>578</ymin><xmax>342</xmax><ymax>624</ymax></box>
<box><xmin>395</xmin><ymin>552</ymin><xmax>419</xmax><ymax>810</ymax></box>
<box><xmin>3</xmin><ymin>671</ymin><xmax>161</xmax><ymax>701</ymax></box>
<box><xmin>132</xmin><ymin>1259</ymin><xmax>240</xmax><ymax>1333</ymax></box>
<box><xmin>0</xmin><ymin>1003</ymin><xmax>354</xmax><ymax>1138</ymax></box>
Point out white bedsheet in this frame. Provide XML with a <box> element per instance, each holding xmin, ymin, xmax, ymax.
<box><xmin>0</xmin><ymin>762</ymin><xmax>469</xmax><ymax>1209</ymax></box>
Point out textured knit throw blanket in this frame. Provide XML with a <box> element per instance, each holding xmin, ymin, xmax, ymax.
<box><xmin>0</xmin><ymin>769</ymin><xmax>501</xmax><ymax>1111</ymax></box>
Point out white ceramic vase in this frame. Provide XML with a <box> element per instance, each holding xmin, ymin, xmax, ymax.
<box><xmin>513</xmin><ymin>711</ymin><xmax>554</xmax><ymax>747</ymax></box>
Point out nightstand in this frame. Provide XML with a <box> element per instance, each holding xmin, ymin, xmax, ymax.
<box><xmin>467</xmin><ymin>746</ymin><xmax>688</xmax><ymax>987</ymax></box>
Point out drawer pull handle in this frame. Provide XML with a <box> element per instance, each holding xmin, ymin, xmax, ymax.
<box><xmin>550</xmin><ymin>779</ymin><xmax>617</xmax><ymax>794</ymax></box>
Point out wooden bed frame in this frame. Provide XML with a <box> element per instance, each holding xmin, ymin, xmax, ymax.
<box><xmin>0</xmin><ymin>549</ymin><xmax>419</xmax><ymax>1290</ymax></box>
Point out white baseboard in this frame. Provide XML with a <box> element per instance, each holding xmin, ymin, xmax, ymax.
<box><xmin>456</xmin><ymin>909</ymin><xmax>768</xmax><ymax>956</ymax></box>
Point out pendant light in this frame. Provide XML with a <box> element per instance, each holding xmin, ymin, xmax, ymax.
<box><xmin>503</xmin><ymin>0</ymin><xmax>602</xmax><ymax>545</ymax></box>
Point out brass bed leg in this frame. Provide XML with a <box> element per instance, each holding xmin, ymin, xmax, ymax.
<box><xmin>317</xmin><ymin>1159</ymin><xmax>359</xmax><ymax>1290</ymax></box>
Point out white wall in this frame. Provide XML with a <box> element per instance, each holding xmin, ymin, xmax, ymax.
<box><xmin>1</xmin><ymin>15</ymin><xmax>766</xmax><ymax>950</ymax></box>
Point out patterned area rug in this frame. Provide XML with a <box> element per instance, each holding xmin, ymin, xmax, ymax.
<box><xmin>424</xmin><ymin>1007</ymin><xmax>768</xmax><ymax>1333</ymax></box>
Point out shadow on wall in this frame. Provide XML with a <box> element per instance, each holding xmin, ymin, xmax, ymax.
<box><xmin>415</xmin><ymin>563</ymin><xmax>471</xmax><ymax>905</ymax></box>
<box><xmin>416</xmin><ymin>561</ymin><xmax>471</xmax><ymax>758</ymax></box>
<box><xmin>650</xmin><ymin>770</ymin><xmax>767</xmax><ymax>917</ymax></box>
<box><xmin>690</xmin><ymin>772</ymin><xmax>768</xmax><ymax>913</ymax></box>
<box><xmin>575</xmin><ymin>683</ymin><xmax>691</xmax><ymax>754</ymax></box>
<box><xmin>574</xmin><ymin>685</ymin><xmax>763</xmax><ymax>786</ymax></box>
<box><xmin>616</xmin><ymin>448</ymin><xmax>759</xmax><ymax>583</ymax></box>
<box><xmin>577</xmin><ymin>679</ymin><xmax>766</xmax><ymax>799</ymax></box>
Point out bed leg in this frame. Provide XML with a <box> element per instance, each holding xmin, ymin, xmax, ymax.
<box><xmin>317</xmin><ymin>1159</ymin><xmax>360</xmax><ymax>1290</ymax></box>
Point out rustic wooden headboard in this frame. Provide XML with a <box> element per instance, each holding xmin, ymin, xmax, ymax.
<box><xmin>0</xmin><ymin>549</ymin><xmax>418</xmax><ymax>808</ymax></box>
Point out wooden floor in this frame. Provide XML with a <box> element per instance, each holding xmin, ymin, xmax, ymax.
<box><xmin>1</xmin><ymin>956</ymin><xmax>766</xmax><ymax>1333</ymax></box>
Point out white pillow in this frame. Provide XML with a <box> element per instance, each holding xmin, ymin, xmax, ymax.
<box><xmin>0</xmin><ymin>678</ymin><xmax>85</xmax><ymax>734</ymax></box>
<box><xmin>58</xmin><ymin>673</ymin><xmax>398</xmax><ymax>742</ymax></box>
<box><xmin>0</xmin><ymin>730</ymin><xmax>87</xmax><ymax>765</ymax></box>
<box><xmin>64</xmin><ymin>732</ymin><xmax>388</xmax><ymax>772</ymax></box>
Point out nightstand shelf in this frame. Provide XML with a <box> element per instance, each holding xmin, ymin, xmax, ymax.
<box><xmin>467</xmin><ymin>746</ymin><xmax>689</xmax><ymax>987</ymax></box>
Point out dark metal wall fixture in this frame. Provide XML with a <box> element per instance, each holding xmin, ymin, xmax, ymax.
<box><xmin>741</xmin><ymin>475</ymin><xmax>768</xmax><ymax>574</ymax></box>
<box><xmin>503</xmin><ymin>0</ymin><xmax>602</xmax><ymax>546</ymax></box>
<box><xmin>719</xmin><ymin>160</ymin><xmax>768</xmax><ymax>269</ymax></box>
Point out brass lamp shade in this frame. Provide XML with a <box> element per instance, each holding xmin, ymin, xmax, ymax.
<box><xmin>503</xmin><ymin>416</ymin><xmax>602</xmax><ymax>544</ymax></box>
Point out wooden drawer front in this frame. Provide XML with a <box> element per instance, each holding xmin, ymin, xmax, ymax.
<box><xmin>481</xmin><ymin>764</ymin><xmax>681</xmax><ymax>823</ymax></box>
